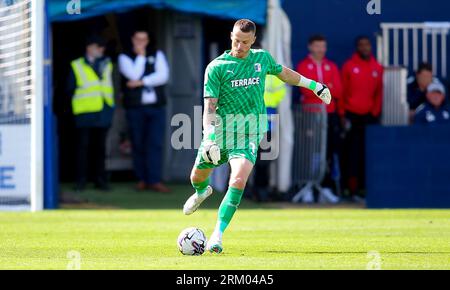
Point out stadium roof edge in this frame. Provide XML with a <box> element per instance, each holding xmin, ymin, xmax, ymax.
<box><xmin>47</xmin><ymin>0</ymin><xmax>267</xmax><ymax>25</ymax></box>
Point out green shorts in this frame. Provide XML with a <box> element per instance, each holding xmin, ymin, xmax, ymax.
<box><xmin>194</xmin><ymin>133</ymin><xmax>263</xmax><ymax>169</ymax></box>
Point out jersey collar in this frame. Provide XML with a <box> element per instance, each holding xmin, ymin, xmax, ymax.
<box><xmin>224</xmin><ymin>49</ymin><xmax>253</xmax><ymax>61</ymax></box>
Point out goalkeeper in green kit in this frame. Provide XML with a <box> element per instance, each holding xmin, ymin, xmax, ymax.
<box><xmin>183</xmin><ymin>19</ymin><xmax>332</xmax><ymax>254</ymax></box>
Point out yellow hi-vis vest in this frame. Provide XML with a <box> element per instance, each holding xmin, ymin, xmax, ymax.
<box><xmin>264</xmin><ymin>75</ymin><xmax>287</xmax><ymax>109</ymax></box>
<box><xmin>71</xmin><ymin>57</ymin><xmax>114</xmax><ymax>115</ymax></box>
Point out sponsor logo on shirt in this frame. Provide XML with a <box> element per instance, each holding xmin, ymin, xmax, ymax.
<box><xmin>231</xmin><ymin>77</ymin><xmax>261</xmax><ymax>88</ymax></box>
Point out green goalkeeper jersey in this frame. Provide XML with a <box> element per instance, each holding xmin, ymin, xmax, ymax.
<box><xmin>204</xmin><ymin>49</ymin><xmax>283</xmax><ymax>136</ymax></box>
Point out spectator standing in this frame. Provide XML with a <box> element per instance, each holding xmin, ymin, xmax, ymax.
<box><xmin>67</xmin><ymin>36</ymin><xmax>115</xmax><ymax>192</ymax></box>
<box><xmin>340</xmin><ymin>36</ymin><xmax>383</xmax><ymax>199</ymax></box>
<box><xmin>119</xmin><ymin>29</ymin><xmax>170</xmax><ymax>192</ymax></box>
<box><xmin>296</xmin><ymin>35</ymin><xmax>343</xmax><ymax>197</ymax></box>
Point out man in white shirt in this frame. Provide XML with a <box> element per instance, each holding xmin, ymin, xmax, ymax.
<box><xmin>119</xmin><ymin>29</ymin><xmax>170</xmax><ymax>192</ymax></box>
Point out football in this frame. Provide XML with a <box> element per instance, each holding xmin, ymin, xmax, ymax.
<box><xmin>177</xmin><ymin>227</ymin><xmax>207</xmax><ymax>255</ymax></box>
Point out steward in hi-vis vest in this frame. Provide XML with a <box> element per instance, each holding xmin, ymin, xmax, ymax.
<box><xmin>71</xmin><ymin>57</ymin><xmax>114</xmax><ymax>116</ymax></box>
<box><xmin>67</xmin><ymin>36</ymin><xmax>114</xmax><ymax>192</ymax></box>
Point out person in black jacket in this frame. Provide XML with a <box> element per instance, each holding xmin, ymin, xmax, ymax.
<box><xmin>118</xmin><ymin>29</ymin><xmax>170</xmax><ymax>192</ymax></box>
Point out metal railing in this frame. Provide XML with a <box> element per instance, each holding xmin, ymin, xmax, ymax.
<box><xmin>292</xmin><ymin>104</ymin><xmax>335</xmax><ymax>203</ymax></box>
<box><xmin>381</xmin><ymin>67</ymin><xmax>409</xmax><ymax>126</ymax></box>
<box><xmin>377</xmin><ymin>22</ymin><xmax>450</xmax><ymax>79</ymax></box>
<box><xmin>0</xmin><ymin>0</ymin><xmax>32</xmax><ymax>124</ymax></box>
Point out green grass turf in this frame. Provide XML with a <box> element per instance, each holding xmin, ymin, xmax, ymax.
<box><xmin>0</xmin><ymin>183</ymin><xmax>449</xmax><ymax>270</ymax></box>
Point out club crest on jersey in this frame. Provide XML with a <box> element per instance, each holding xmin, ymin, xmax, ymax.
<box><xmin>254</xmin><ymin>63</ymin><xmax>262</xmax><ymax>72</ymax></box>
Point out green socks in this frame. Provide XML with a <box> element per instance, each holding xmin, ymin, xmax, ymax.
<box><xmin>192</xmin><ymin>178</ymin><xmax>210</xmax><ymax>195</ymax></box>
<box><xmin>191</xmin><ymin>182</ymin><xmax>244</xmax><ymax>237</ymax></box>
<box><xmin>216</xmin><ymin>187</ymin><xmax>244</xmax><ymax>234</ymax></box>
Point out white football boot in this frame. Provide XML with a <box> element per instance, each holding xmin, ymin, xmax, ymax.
<box><xmin>206</xmin><ymin>231</ymin><xmax>223</xmax><ymax>254</ymax></box>
<box><xmin>183</xmin><ymin>185</ymin><xmax>213</xmax><ymax>215</ymax></box>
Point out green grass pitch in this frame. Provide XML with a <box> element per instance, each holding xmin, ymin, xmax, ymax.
<box><xmin>0</xmin><ymin>184</ymin><xmax>449</xmax><ymax>270</ymax></box>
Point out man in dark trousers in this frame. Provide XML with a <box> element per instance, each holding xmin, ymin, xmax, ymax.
<box><xmin>119</xmin><ymin>29</ymin><xmax>170</xmax><ymax>192</ymax></box>
<box><xmin>67</xmin><ymin>36</ymin><xmax>115</xmax><ymax>191</ymax></box>
<box><xmin>340</xmin><ymin>36</ymin><xmax>383</xmax><ymax>199</ymax></box>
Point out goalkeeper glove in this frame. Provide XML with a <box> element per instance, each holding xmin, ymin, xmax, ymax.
<box><xmin>298</xmin><ymin>76</ymin><xmax>332</xmax><ymax>105</ymax></box>
<box><xmin>314</xmin><ymin>83</ymin><xmax>332</xmax><ymax>105</ymax></box>
<box><xmin>201</xmin><ymin>125</ymin><xmax>221</xmax><ymax>165</ymax></box>
<box><xmin>202</xmin><ymin>141</ymin><xmax>221</xmax><ymax>165</ymax></box>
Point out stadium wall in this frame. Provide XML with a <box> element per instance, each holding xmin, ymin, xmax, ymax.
<box><xmin>366</xmin><ymin>125</ymin><xmax>450</xmax><ymax>209</ymax></box>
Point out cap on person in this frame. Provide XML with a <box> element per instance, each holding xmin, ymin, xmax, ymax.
<box><xmin>427</xmin><ymin>82</ymin><xmax>446</xmax><ymax>95</ymax></box>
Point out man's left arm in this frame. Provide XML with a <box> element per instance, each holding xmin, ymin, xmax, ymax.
<box><xmin>276</xmin><ymin>66</ymin><xmax>332</xmax><ymax>105</ymax></box>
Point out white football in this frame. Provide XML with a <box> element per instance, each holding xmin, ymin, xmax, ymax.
<box><xmin>177</xmin><ymin>227</ymin><xmax>207</xmax><ymax>255</ymax></box>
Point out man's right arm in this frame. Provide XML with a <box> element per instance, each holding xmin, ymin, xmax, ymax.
<box><xmin>203</xmin><ymin>97</ymin><xmax>218</xmax><ymax>141</ymax></box>
<box><xmin>200</xmin><ymin>63</ymin><xmax>222</xmax><ymax>164</ymax></box>
<box><xmin>201</xmin><ymin>97</ymin><xmax>221</xmax><ymax>165</ymax></box>
<box><xmin>203</xmin><ymin>63</ymin><xmax>221</xmax><ymax>140</ymax></box>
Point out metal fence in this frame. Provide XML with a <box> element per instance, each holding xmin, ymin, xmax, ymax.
<box><xmin>381</xmin><ymin>67</ymin><xmax>409</xmax><ymax>126</ymax></box>
<box><xmin>377</xmin><ymin>22</ymin><xmax>450</xmax><ymax>79</ymax></box>
<box><xmin>0</xmin><ymin>0</ymin><xmax>33</xmax><ymax>124</ymax></box>
<box><xmin>291</xmin><ymin>104</ymin><xmax>331</xmax><ymax>203</ymax></box>
<box><xmin>0</xmin><ymin>0</ymin><xmax>42</xmax><ymax>211</ymax></box>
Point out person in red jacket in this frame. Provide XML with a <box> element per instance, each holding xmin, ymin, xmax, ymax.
<box><xmin>297</xmin><ymin>35</ymin><xmax>343</xmax><ymax>197</ymax></box>
<box><xmin>341</xmin><ymin>36</ymin><xmax>383</xmax><ymax>200</ymax></box>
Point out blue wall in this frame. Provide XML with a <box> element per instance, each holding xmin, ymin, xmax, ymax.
<box><xmin>283</xmin><ymin>0</ymin><xmax>450</xmax><ymax>69</ymax></box>
<box><xmin>366</xmin><ymin>125</ymin><xmax>450</xmax><ymax>208</ymax></box>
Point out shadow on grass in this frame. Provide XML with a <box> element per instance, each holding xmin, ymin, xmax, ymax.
<box><xmin>60</xmin><ymin>183</ymin><xmax>273</xmax><ymax>210</ymax></box>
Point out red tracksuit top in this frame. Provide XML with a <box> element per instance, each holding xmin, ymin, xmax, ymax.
<box><xmin>296</xmin><ymin>55</ymin><xmax>342</xmax><ymax>113</ymax></box>
<box><xmin>340</xmin><ymin>53</ymin><xmax>383</xmax><ymax>117</ymax></box>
